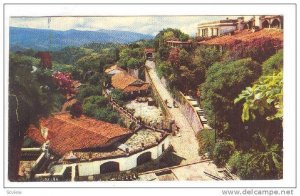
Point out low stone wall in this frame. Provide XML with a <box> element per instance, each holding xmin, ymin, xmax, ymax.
<box><xmin>144</xmin><ymin>68</ymin><xmax>172</xmax><ymax>119</ymax></box>
<box><xmin>175</xmin><ymin>91</ymin><xmax>203</xmax><ymax>134</ymax></box>
<box><xmin>104</xmin><ymin>88</ymin><xmax>174</xmax><ymax>132</ymax></box>
<box><xmin>149</xmin><ymin>70</ymin><xmax>204</xmax><ymax>134</ymax></box>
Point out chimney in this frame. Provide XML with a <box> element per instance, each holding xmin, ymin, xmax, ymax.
<box><xmin>41</xmin><ymin>126</ymin><xmax>48</xmax><ymax>139</ymax></box>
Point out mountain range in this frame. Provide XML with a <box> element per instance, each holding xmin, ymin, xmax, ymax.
<box><xmin>10</xmin><ymin>27</ymin><xmax>154</xmax><ymax>51</ymax></box>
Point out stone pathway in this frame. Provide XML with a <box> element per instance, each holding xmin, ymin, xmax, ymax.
<box><xmin>145</xmin><ymin>60</ymin><xmax>200</xmax><ymax>164</ymax></box>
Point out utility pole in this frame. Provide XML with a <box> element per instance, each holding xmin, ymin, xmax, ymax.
<box><xmin>48</xmin><ymin>17</ymin><xmax>52</xmax><ymax>51</ymax></box>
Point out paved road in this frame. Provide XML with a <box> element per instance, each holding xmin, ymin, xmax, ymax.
<box><xmin>145</xmin><ymin>60</ymin><xmax>200</xmax><ymax>164</ymax></box>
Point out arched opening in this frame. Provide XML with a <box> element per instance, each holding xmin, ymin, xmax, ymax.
<box><xmin>100</xmin><ymin>161</ymin><xmax>120</xmax><ymax>174</ymax></box>
<box><xmin>262</xmin><ymin>20</ymin><xmax>270</xmax><ymax>28</ymax></box>
<box><xmin>137</xmin><ymin>151</ymin><xmax>152</xmax><ymax>166</ymax></box>
<box><xmin>248</xmin><ymin>21</ymin><xmax>253</xmax><ymax>29</ymax></box>
<box><xmin>244</xmin><ymin>23</ymin><xmax>249</xmax><ymax>29</ymax></box>
<box><xmin>270</xmin><ymin>19</ymin><xmax>280</xmax><ymax>28</ymax></box>
<box><xmin>63</xmin><ymin>166</ymin><xmax>72</xmax><ymax>181</ymax></box>
<box><xmin>146</xmin><ymin>52</ymin><xmax>153</xmax><ymax>59</ymax></box>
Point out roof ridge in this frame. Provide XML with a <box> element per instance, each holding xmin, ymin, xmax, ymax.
<box><xmin>52</xmin><ymin>115</ymin><xmax>111</xmax><ymax>140</ymax></box>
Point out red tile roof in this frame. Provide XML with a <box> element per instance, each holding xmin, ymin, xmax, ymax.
<box><xmin>124</xmin><ymin>83</ymin><xmax>150</xmax><ymax>93</ymax></box>
<box><xmin>111</xmin><ymin>72</ymin><xmax>149</xmax><ymax>93</ymax></box>
<box><xmin>166</xmin><ymin>40</ymin><xmax>192</xmax><ymax>44</ymax></box>
<box><xmin>144</xmin><ymin>48</ymin><xmax>154</xmax><ymax>53</ymax></box>
<box><xmin>199</xmin><ymin>29</ymin><xmax>283</xmax><ymax>47</ymax></box>
<box><xmin>26</xmin><ymin>113</ymin><xmax>131</xmax><ymax>156</ymax></box>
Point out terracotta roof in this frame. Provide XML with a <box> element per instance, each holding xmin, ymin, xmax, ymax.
<box><xmin>123</xmin><ymin>83</ymin><xmax>150</xmax><ymax>93</ymax></box>
<box><xmin>105</xmin><ymin>65</ymin><xmax>126</xmax><ymax>74</ymax></box>
<box><xmin>26</xmin><ymin>113</ymin><xmax>131</xmax><ymax>156</ymax></box>
<box><xmin>111</xmin><ymin>72</ymin><xmax>149</xmax><ymax>92</ymax></box>
<box><xmin>144</xmin><ymin>48</ymin><xmax>154</xmax><ymax>53</ymax></box>
<box><xmin>166</xmin><ymin>40</ymin><xmax>192</xmax><ymax>44</ymax></box>
<box><xmin>199</xmin><ymin>29</ymin><xmax>283</xmax><ymax>46</ymax></box>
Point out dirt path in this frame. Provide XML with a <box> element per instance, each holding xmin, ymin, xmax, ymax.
<box><xmin>145</xmin><ymin>60</ymin><xmax>200</xmax><ymax>164</ymax></box>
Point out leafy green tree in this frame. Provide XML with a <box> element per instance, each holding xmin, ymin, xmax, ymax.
<box><xmin>156</xmin><ymin>61</ymin><xmax>172</xmax><ymax>78</ymax></box>
<box><xmin>118</xmin><ymin>48</ymin><xmax>131</xmax><ymax>68</ymax></box>
<box><xmin>117</xmin><ymin>47</ymin><xmax>144</xmax><ymax>69</ymax></box>
<box><xmin>52</xmin><ymin>46</ymin><xmax>93</xmax><ymax>65</ymax></box>
<box><xmin>196</xmin><ymin>129</ymin><xmax>216</xmax><ymax>157</ymax></box>
<box><xmin>83</xmin><ymin>42</ymin><xmax>120</xmax><ymax>53</ymax></box>
<box><xmin>178</xmin><ymin>65</ymin><xmax>195</xmax><ymax>92</ymax></box>
<box><xmin>76</xmin><ymin>85</ymin><xmax>102</xmax><ymax>102</ymax></box>
<box><xmin>162</xmin><ymin>31</ymin><xmax>176</xmax><ymax>42</ymax></box>
<box><xmin>227</xmin><ymin>151</ymin><xmax>253</xmax><ymax>179</ymax></box>
<box><xmin>201</xmin><ymin>58</ymin><xmax>260</xmax><ymax>140</ymax></box>
<box><xmin>261</xmin><ymin>50</ymin><xmax>283</xmax><ymax>75</ymax></box>
<box><xmin>75</xmin><ymin>53</ymin><xmax>101</xmax><ymax>77</ymax></box>
<box><xmin>168</xmin><ymin>48</ymin><xmax>180</xmax><ymax>66</ymax></box>
<box><xmin>193</xmin><ymin>46</ymin><xmax>223</xmax><ymax>71</ymax></box>
<box><xmin>158</xmin><ymin>45</ymin><xmax>171</xmax><ymax>61</ymax></box>
<box><xmin>110</xmin><ymin>89</ymin><xmax>126</xmax><ymax>105</ymax></box>
<box><xmin>9</xmin><ymin>53</ymin><xmax>62</xmax><ymax>181</ymax></box>
<box><xmin>94</xmin><ymin>107</ymin><xmax>119</xmax><ymax>124</ymax></box>
<box><xmin>82</xmin><ymin>102</ymin><xmax>96</xmax><ymax>116</ymax></box>
<box><xmin>179</xmin><ymin>33</ymin><xmax>190</xmax><ymax>41</ymax></box>
<box><xmin>83</xmin><ymin>96</ymin><xmax>108</xmax><ymax>107</ymax></box>
<box><xmin>179</xmin><ymin>48</ymin><xmax>190</xmax><ymax>65</ymax></box>
<box><xmin>131</xmin><ymin>48</ymin><xmax>143</xmax><ymax>58</ymax></box>
<box><xmin>52</xmin><ymin>62</ymin><xmax>74</xmax><ymax>73</ymax></box>
<box><xmin>234</xmin><ymin>71</ymin><xmax>283</xmax><ymax>122</ymax></box>
<box><xmin>213</xmin><ymin>141</ymin><xmax>235</xmax><ymax>167</ymax></box>
<box><xmin>154</xmin><ymin>28</ymin><xmax>190</xmax><ymax>50</ymax></box>
<box><xmin>247</xmin><ymin>134</ymin><xmax>282</xmax><ymax>179</ymax></box>
<box><xmin>127</xmin><ymin>58</ymin><xmax>140</xmax><ymax>69</ymax></box>
<box><xmin>192</xmin><ymin>46</ymin><xmax>223</xmax><ymax>85</ymax></box>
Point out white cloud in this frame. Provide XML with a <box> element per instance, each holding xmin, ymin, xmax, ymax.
<box><xmin>10</xmin><ymin>16</ymin><xmax>254</xmax><ymax>36</ymax></box>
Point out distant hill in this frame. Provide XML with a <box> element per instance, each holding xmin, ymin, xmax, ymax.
<box><xmin>10</xmin><ymin>27</ymin><xmax>154</xmax><ymax>51</ymax></box>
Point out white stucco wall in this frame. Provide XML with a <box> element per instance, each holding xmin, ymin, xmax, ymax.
<box><xmin>73</xmin><ymin>136</ymin><xmax>170</xmax><ymax>176</ymax></box>
<box><xmin>219</xmin><ymin>26</ymin><xmax>237</xmax><ymax>35</ymax></box>
<box><xmin>108</xmin><ymin>70</ymin><xmax>123</xmax><ymax>75</ymax></box>
<box><xmin>198</xmin><ymin>25</ymin><xmax>236</xmax><ymax>37</ymax></box>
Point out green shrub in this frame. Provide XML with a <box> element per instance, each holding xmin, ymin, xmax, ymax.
<box><xmin>94</xmin><ymin>107</ymin><xmax>119</xmax><ymax>123</ymax></box>
<box><xmin>83</xmin><ymin>96</ymin><xmax>108</xmax><ymax>107</ymax></box>
<box><xmin>227</xmin><ymin>151</ymin><xmax>252</xmax><ymax>179</ymax></box>
<box><xmin>227</xmin><ymin>149</ymin><xmax>282</xmax><ymax>180</ymax></box>
<box><xmin>213</xmin><ymin>141</ymin><xmax>235</xmax><ymax>167</ymax></box>
<box><xmin>77</xmin><ymin>85</ymin><xmax>102</xmax><ymax>102</ymax></box>
<box><xmin>82</xmin><ymin>102</ymin><xmax>97</xmax><ymax>116</ymax></box>
<box><xmin>88</xmin><ymin>72</ymin><xmax>101</xmax><ymax>85</ymax></box>
<box><xmin>156</xmin><ymin>61</ymin><xmax>172</xmax><ymax>78</ymax></box>
<box><xmin>261</xmin><ymin>49</ymin><xmax>283</xmax><ymax>75</ymax></box>
<box><xmin>110</xmin><ymin>89</ymin><xmax>125</xmax><ymax>105</ymax></box>
<box><xmin>196</xmin><ymin>128</ymin><xmax>215</xmax><ymax>157</ymax></box>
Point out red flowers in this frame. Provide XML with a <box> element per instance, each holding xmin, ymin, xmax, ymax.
<box><xmin>52</xmin><ymin>71</ymin><xmax>75</xmax><ymax>95</ymax></box>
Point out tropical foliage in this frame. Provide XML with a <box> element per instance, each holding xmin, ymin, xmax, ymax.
<box><xmin>9</xmin><ymin>53</ymin><xmax>65</xmax><ymax>181</ymax></box>
<box><xmin>235</xmin><ymin>71</ymin><xmax>283</xmax><ymax>122</ymax></box>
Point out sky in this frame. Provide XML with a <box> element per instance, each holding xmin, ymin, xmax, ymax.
<box><xmin>10</xmin><ymin>16</ymin><xmax>253</xmax><ymax>36</ymax></box>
